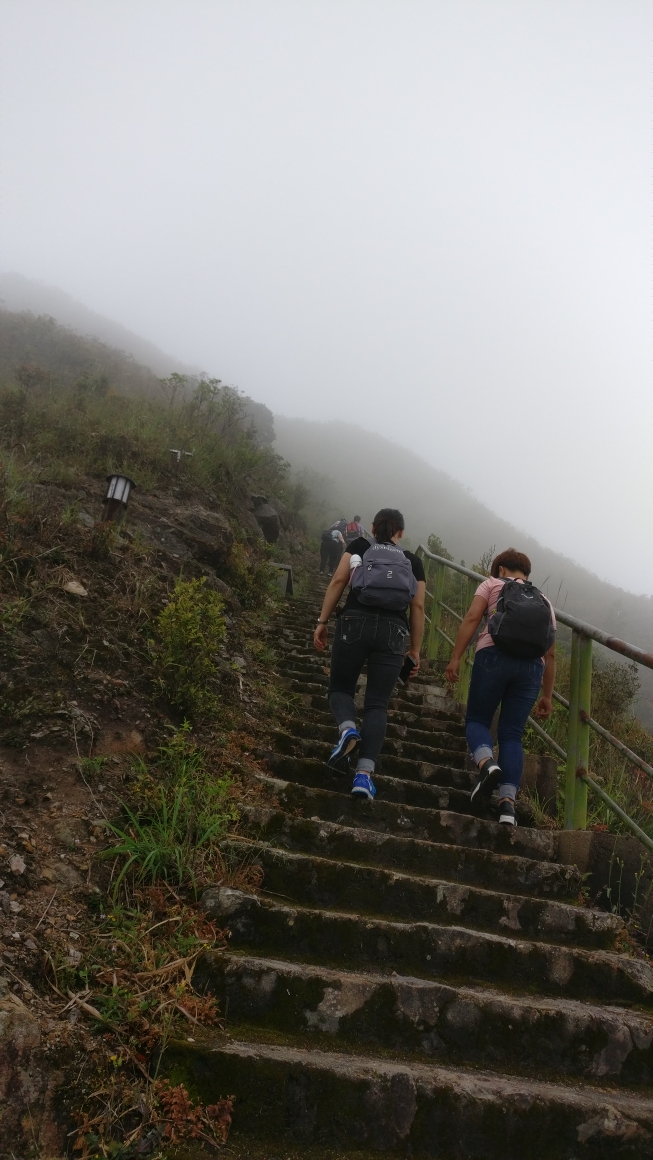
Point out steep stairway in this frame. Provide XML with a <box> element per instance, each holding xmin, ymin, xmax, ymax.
<box><xmin>171</xmin><ymin>576</ymin><xmax>653</xmax><ymax>1158</ymax></box>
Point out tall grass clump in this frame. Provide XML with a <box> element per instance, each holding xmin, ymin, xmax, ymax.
<box><xmin>101</xmin><ymin>726</ymin><xmax>238</xmax><ymax>894</ymax></box>
<box><xmin>150</xmin><ymin>576</ymin><xmax>226</xmax><ymax>720</ymax></box>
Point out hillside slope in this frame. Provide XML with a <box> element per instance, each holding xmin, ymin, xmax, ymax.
<box><xmin>0</xmin><ymin>271</ymin><xmax>198</xmax><ymax>377</ymax></box>
<box><xmin>274</xmin><ymin>416</ymin><xmax>653</xmax><ymax>723</ymax></box>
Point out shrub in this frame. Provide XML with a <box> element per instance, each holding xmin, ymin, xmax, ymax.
<box><xmin>151</xmin><ymin>576</ymin><xmax>226</xmax><ymax>720</ymax></box>
<box><xmin>225</xmin><ymin>540</ymin><xmax>280</xmax><ymax>609</ymax></box>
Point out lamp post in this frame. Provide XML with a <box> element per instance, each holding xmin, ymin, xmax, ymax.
<box><xmin>103</xmin><ymin>475</ymin><xmax>136</xmax><ymax>522</ymax></box>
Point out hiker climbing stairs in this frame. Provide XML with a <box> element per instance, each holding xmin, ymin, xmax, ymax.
<box><xmin>169</xmin><ymin>572</ymin><xmax>653</xmax><ymax>1158</ymax></box>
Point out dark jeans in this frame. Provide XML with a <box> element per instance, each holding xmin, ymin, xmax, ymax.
<box><xmin>328</xmin><ymin>611</ymin><xmax>408</xmax><ymax>768</ymax></box>
<box><xmin>465</xmin><ymin>646</ymin><xmax>544</xmax><ymax>790</ymax></box>
<box><xmin>328</xmin><ymin>540</ymin><xmax>343</xmax><ymax>571</ymax></box>
<box><xmin>319</xmin><ymin>538</ymin><xmax>331</xmax><ymax>572</ymax></box>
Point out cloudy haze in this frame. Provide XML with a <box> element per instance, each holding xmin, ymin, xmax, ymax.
<box><xmin>1</xmin><ymin>1</ymin><xmax>651</xmax><ymax>593</ymax></box>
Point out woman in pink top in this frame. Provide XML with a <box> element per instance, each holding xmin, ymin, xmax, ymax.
<box><xmin>445</xmin><ymin>549</ymin><xmax>556</xmax><ymax>826</ymax></box>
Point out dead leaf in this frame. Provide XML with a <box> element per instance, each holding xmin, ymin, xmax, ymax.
<box><xmin>64</xmin><ymin>580</ymin><xmax>88</xmax><ymax>597</ymax></box>
<box><xmin>9</xmin><ymin>854</ymin><xmax>26</xmax><ymax>875</ymax></box>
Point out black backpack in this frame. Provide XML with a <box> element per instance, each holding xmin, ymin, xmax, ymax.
<box><xmin>488</xmin><ymin>580</ymin><xmax>555</xmax><ymax>659</ymax></box>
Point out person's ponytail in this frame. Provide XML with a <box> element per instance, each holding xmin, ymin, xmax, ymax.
<box><xmin>372</xmin><ymin>508</ymin><xmax>405</xmax><ymax>543</ymax></box>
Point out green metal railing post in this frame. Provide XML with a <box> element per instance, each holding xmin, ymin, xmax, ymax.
<box><xmin>572</xmin><ymin>634</ymin><xmax>592</xmax><ymax>830</ymax></box>
<box><xmin>426</xmin><ymin>561</ymin><xmax>445</xmax><ymax>662</ymax></box>
<box><xmin>564</xmin><ymin>631</ymin><xmax>581</xmax><ymax>829</ymax></box>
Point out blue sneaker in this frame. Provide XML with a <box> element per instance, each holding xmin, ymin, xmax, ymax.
<box><xmin>351</xmin><ymin>772</ymin><xmax>376</xmax><ymax>801</ymax></box>
<box><xmin>328</xmin><ymin>727</ymin><xmax>361</xmax><ymax>769</ymax></box>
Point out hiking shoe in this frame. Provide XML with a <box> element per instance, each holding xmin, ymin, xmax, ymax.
<box><xmin>469</xmin><ymin>761</ymin><xmax>502</xmax><ymax>809</ymax></box>
<box><xmin>328</xmin><ymin>727</ymin><xmax>361</xmax><ymax>768</ymax></box>
<box><xmin>498</xmin><ymin>799</ymin><xmax>516</xmax><ymax>826</ymax></box>
<box><xmin>351</xmin><ymin>772</ymin><xmax>376</xmax><ymax>801</ymax></box>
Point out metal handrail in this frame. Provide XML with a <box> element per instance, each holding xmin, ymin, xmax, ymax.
<box><xmin>551</xmin><ymin>692</ymin><xmax>653</xmax><ymax>782</ymax></box>
<box><xmin>525</xmin><ymin>719</ymin><xmax>653</xmax><ymax>854</ymax></box>
<box><xmin>417</xmin><ymin>543</ymin><xmax>653</xmax><ymax>845</ymax></box>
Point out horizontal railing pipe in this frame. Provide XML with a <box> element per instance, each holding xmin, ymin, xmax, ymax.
<box><xmin>579</xmin><ymin>774</ymin><xmax>653</xmax><ymax>855</ymax></box>
<box><xmin>440</xmin><ymin>601</ymin><xmax>463</xmax><ymax>622</ymax></box>
<box><xmin>552</xmin><ymin>692</ymin><xmax>653</xmax><ymax>782</ymax></box>
<box><xmin>527</xmin><ymin>717</ymin><xmax>568</xmax><ymax>762</ymax></box>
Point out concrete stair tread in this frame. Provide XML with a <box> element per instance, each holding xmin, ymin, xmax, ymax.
<box><xmin>200</xmin><ymin>889</ymin><xmax>653</xmax><ymax>1006</ymax></box>
<box><xmin>222</xmin><ymin>836</ymin><xmax>622</xmax><ymax>948</ymax></box>
<box><xmin>165</xmin><ymin>1036</ymin><xmax>653</xmax><ymax>1157</ymax></box>
<box><xmin>263</xmin><ymin>752</ymin><xmax>521</xmax><ymax>817</ymax></box>
<box><xmin>237</xmin><ymin>805</ymin><xmax>582</xmax><ymax>897</ymax></box>
<box><xmin>255</xmin><ymin>773</ymin><xmax>560</xmax><ymax>861</ymax></box>
<box><xmin>196</xmin><ymin>950</ymin><xmax>653</xmax><ymax>1085</ymax></box>
<box><xmin>269</xmin><ymin>731</ymin><xmax>468</xmax><ymax>772</ymax></box>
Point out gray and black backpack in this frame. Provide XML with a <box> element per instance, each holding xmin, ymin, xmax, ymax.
<box><xmin>350</xmin><ymin>542</ymin><xmax>418</xmax><ymax>611</ymax></box>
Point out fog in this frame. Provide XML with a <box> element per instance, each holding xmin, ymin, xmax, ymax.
<box><xmin>2</xmin><ymin>2</ymin><xmax>651</xmax><ymax>593</ymax></box>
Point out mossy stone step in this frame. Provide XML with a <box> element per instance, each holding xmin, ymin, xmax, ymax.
<box><xmin>265</xmin><ymin>734</ymin><xmax>470</xmax><ymax>787</ymax></box>
<box><xmin>222</xmin><ymin>839</ymin><xmax>621</xmax><ymax>949</ymax></box>
<box><xmin>256</xmin><ymin>774</ymin><xmax>557</xmax><ymax>862</ymax></box>
<box><xmin>237</xmin><ymin>806</ymin><xmax>581</xmax><ymax>898</ymax></box>
<box><xmin>280</xmin><ymin>714</ymin><xmax>466</xmax><ymax>749</ymax></box>
<box><xmin>164</xmin><ymin>1037</ymin><xmax>653</xmax><ymax>1157</ymax></box>
<box><xmin>194</xmin><ymin>952</ymin><xmax>653</xmax><ymax>1085</ymax></box>
<box><xmin>262</xmin><ymin>753</ymin><xmax>497</xmax><ymax>816</ymax></box>
<box><xmin>200</xmin><ymin>888</ymin><xmax>652</xmax><ymax>1006</ymax></box>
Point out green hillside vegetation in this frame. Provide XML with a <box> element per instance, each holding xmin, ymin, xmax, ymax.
<box><xmin>0</xmin><ymin>308</ymin><xmax>277</xmax><ymax>485</ymax></box>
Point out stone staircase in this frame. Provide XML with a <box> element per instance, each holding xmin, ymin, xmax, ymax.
<box><xmin>170</xmin><ymin>577</ymin><xmax>653</xmax><ymax>1158</ymax></box>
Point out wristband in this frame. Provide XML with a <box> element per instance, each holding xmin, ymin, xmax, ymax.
<box><xmin>317</xmin><ymin>619</ymin><xmax>328</xmax><ymax>625</ymax></box>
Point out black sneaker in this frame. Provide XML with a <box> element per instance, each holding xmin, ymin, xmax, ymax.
<box><xmin>469</xmin><ymin>762</ymin><xmax>502</xmax><ymax>810</ymax></box>
<box><xmin>498</xmin><ymin>799</ymin><xmax>516</xmax><ymax>826</ymax></box>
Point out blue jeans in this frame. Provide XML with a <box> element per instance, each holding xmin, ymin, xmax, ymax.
<box><xmin>328</xmin><ymin>611</ymin><xmax>409</xmax><ymax>769</ymax></box>
<box><xmin>465</xmin><ymin>646</ymin><xmax>544</xmax><ymax>791</ymax></box>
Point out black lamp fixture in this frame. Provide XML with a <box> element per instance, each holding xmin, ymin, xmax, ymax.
<box><xmin>103</xmin><ymin>474</ymin><xmax>136</xmax><ymax>522</ymax></box>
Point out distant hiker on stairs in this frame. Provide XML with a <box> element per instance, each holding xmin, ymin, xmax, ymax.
<box><xmin>313</xmin><ymin>508</ymin><xmax>426</xmax><ymax>801</ymax></box>
<box><xmin>445</xmin><ymin>548</ymin><xmax>556</xmax><ymax>827</ymax></box>
<box><xmin>320</xmin><ymin>522</ymin><xmax>346</xmax><ymax>575</ymax></box>
<box><xmin>344</xmin><ymin>515</ymin><xmax>367</xmax><ymax>547</ymax></box>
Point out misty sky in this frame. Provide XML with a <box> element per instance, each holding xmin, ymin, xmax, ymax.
<box><xmin>2</xmin><ymin>2</ymin><xmax>652</xmax><ymax>594</ymax></box>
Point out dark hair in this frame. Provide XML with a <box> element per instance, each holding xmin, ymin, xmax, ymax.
<box><xmin>490</xmin><ymin>548</ymin><xmax>532</xmax><ymax>578</ymax></box>
<box><xmin>353</xmin><ymin>515</ymin><xmax>361</xmax><ymax>522</ymax></box>
<box><xmin>372</xmin><ymin>508</ymin><xmax>405</xmax><ymax>543</ymax></box>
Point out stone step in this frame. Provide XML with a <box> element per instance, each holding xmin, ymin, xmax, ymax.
<box><xmin>164</xmin><ymin>1036</ymin><xmax>653</xmax><ymax>1157</ymax></box>
<box><xmin>200</xmin><ymin>888</ymin><xmax>651</xmax><ymax>1006</ymax></box>
<box><xmin>271</xmin><ymin>728</ymin><xmax>467</xmax><ymax>767</ymax></box>
<box><xmin>265</xmin><ymin>735</ymin><xmax>470</xmax><ymax>787</ymax></box>
<box><xmin>286</xmin><ymin>705</ymin><xmax>467</xmax><ymax>740</ymax></box>
<box><xmin>280</xmin><ymin>715</ymin><xmax>466</xmax><ymax>748</ymax></box>
<box><xmin>195</xmin><ymin>951</ymin><xmax>653</xmax><ymax>1086</ymax></box>
<box><xmin>263</xmin><ymin>753</ymin><xmax>503</xmax><ymax>816</ymax></box>
<box><xmin>237</xmin><ymin>806</ymin><xmax>582</xmax><ymax>899</ymax></box>
<box><xmin>222</xmin><ymin>839</ymin><xmax>621</xmax><ymax>949</ymax></box>
<box><xmin>257</xmin><ymin>774</ymin><xmax>558</xmax><ymax>862</ymax></box>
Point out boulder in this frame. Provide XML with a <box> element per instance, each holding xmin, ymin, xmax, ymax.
<box><xmin>253</xmin><ymin>502</ymin><xmax>281</xmax><ymax>544</ymax></box>
<box><xmin>170</xmin><ymin>505</ymin><xmax>234</xmax><ymax>568</ymax></box>
<box><xmin>0</xmin><ymin>989</ymin><xmax>64</xmax><ymax>1154</ymax></box>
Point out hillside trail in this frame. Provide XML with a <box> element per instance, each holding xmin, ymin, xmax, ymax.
<box><xmin>173</xmin><ymin>570</ymin><xmax>653</xmax><ymax>1159</ymax></box>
